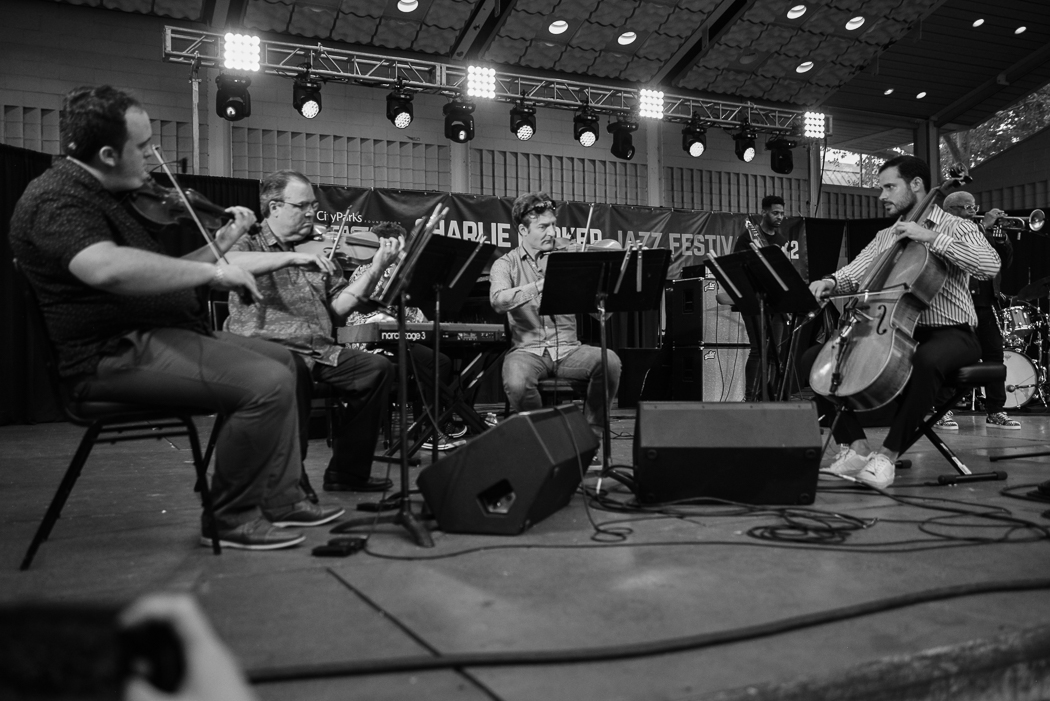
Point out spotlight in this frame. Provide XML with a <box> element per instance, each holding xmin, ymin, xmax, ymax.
<box><xmin>223</xmin><ymin>33</ymin><xmax>260</xmax><ymax>72</ymax></box>
<box><xmin>803</xmin><ymin>111</ymin><xmax>826</xmax><ymax>139</ymax></box>
<box><xmin>638</xmin><ymin>89</ymin><xmax>664</xmax><ymax>119</ymax></box>
<box><xmin>467</xmin><ymin>66</ymin><xmax>496</xmax><ymax>99</ymax></box>
<box><xmin>292</xmin><ymin>75</ymin><xmax>323</xmax><ymax>119</ymax></box>
<box><xmin>734</xmin><ymin>124</ymin><xmax>757</xmax><ymax>163</ymax></box>
<box><xmin>766</xmin><ymin>135</ymin><xmax>797</xmax><ymax>174</ymax></box>
<box><xmin>509</xmin><ymin>100</ymin><xmax>536</xmax><ymax>141</ymax></box>
<box><xmin>682</xmin><ymin>115</ymin><xmax>707</xmax><ymax>158</ymax></box>
<box><xmin>215</xmin><ymin>73</ymin><xmax>251</xmax><ymax>122</ymax></box>
<box><xmin>607</xmin><ymin>117</ymin><xmax>638</xmax><ymax>160</ymax></box>
<box><xmin>443</xmin><ymin>98</ymin><xmax>475</xmax><ymax>143</ymax></box>
<box><xmin>386</xmin><ymin>86</ymin><xmax>414</xmax><ymax>129</ymax></box>
<box><xmin>573</xmin><ymin>106</ymin><xmax>599</xmax><ymax>147</ymax></box>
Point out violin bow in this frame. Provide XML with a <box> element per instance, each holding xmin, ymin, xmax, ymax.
<box><xmin>328</xmin><ymin>207</ymin><xmax>353</xmax><ymax>264</ymax></box>
<box><xmin>150</xmin><ymin>145</ymin><xmax>228</xmax><ymax>264</ymax></box>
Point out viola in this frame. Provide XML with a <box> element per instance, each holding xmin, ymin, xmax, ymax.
<box><xmin>126</xmin><ymin>178</ymin><xmax>233</xmax><ymax>231</ymax></box>
<box><xmin>810</xmin><ymin>166</ymin><xmax>973</xmax><ymax>410</ymax></box>
<box><xmin>295</xmin><ymin>227</ymin><xmax>380</xmax><ymax>265</ymax></box>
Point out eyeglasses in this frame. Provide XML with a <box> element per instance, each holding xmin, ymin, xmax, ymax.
<box><xmin>275</xmin><ymin>199</ymin><xmax>320</xmax><ymax>213</ymax></box>
<box><xmin>962</xmin><ymin>204</ymin><xmax>979</xmax><ymax>212</ymax></box>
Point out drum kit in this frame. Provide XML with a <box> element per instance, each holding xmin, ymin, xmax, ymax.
<box><xmin>997</xmin><ymin>276</ymin><xmax>1050</xmax><ymax>409</ymax></box>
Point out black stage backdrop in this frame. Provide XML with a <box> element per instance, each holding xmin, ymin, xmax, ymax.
<box><xmin>5</xmin><ymin>143</ymin><xmax>1046</xmax><ymax>424</ymax></box>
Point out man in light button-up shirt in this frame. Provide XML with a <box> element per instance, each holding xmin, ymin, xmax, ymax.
<box><xmin>489</xmin><ymin>191</ymin><xmax>621</xmax><ymax>438</ymax></box>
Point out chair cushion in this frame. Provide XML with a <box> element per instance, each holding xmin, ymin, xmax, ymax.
<box><xmin>945</xmin><ymin>363</ymin><xmax>1007</xmax><ymax>387</ymax></box>
<box><xmin>69</xmin><ymin>401</ymin><xmax>214</xmax><ymax>423</ymax></box>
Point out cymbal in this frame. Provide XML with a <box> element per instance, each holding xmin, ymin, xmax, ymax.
<box><xmin>1016</xmin><ymin>276</ymin><xmax>1050</xmax><ymax>301</ymax></box>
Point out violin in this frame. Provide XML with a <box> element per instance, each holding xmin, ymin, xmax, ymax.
<box><xmin>126</xmin><ymin>178</ymin><xmax>233</xmax><ymax>231</ymax></box>
<box><xmin>295</xmin><ymin>227</ymin><xmax>380</xmax><ymax>265</ymax></box>
<box><xmin>809</xmin><ymin>167</ymin><xmax>972</xmax><ymax>410</ymax></box>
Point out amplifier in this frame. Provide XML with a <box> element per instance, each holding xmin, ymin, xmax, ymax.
<box><xmin>670</xmin><ymin>346</ymin><xmax>748</xmax><ymax>402</ymax></box>
<box><xmin>665</xmin><ymin>278</ymin><xmax>747</xmax><ymax>347</ymax></box>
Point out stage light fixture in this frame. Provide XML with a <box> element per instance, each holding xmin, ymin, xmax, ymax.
<box><xmin>573</xmin><ymin>106</ymin><xmax>599</xmax><ymax>147</ymax></box>
<box><xmin>638</xmin><ymin>89</ymin><xmax>664</xmax><ymax>119</ymax></box>
<box><xmin>803</xmin><ymin>111</ymin><xmax>826</xmax><ymax>139</ymax></box>
<box><xmin>607</xmin><ymin>117</ymin><xmax>638</xmax><ymax>160</ymax></box>
<box><xmin>223</xmin><ymin>33</ymin><xmax>260</xmax><ymax>72</ymax></box>
<box><xmin>443</xmin><ymin>98</ymin><xmax>475</xmax><ymax>143</ymax></box>
<box><xmin>682</xmin><ymin>116</ymin><xmax>707</xmax><ymax>158</ymax></box>
<box><xmin>509</xmin><ymin>100</ymin><xmax>536</xmax><ymax>141</ymax></box>
<box><xmin>734</xmin><ymin>124</ymin><xmax>757</xmax><ymax>163</ymax></box>
<box><xmin>766</xmin><ymin>135</ymin><xmax>797</xmax><ymax>174</ymax></box>
<box><xmin>467</xmin><ymin>66</ymin><xmax>496</xmax><ymax>99</ymax></box>
<box><xmin>292</xmin><ymin>75</ymin><xmax>323</xmax><ymax>119</ymax></box>
<box><xmin>386</xmin><ymin>86</ymin><xmax>413</xmax><ymax>129</ymax></box>
<box><xmin>215</xmin><ymin>73</ymin><xmax>251</xmax><ymax>122</ymax></box>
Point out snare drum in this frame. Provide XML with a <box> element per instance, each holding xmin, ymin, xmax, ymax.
<box><xmin>999</xmin><ymin>305</ymin><xmax>1036</xmax><ymax>348</ymax></box>
<box><xmin>1003</xmin><ymin>350</ymin><xmax>1040</xmax><ymax>409</ymax></box>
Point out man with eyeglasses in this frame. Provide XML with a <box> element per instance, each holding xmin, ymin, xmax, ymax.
<box><xmin>226</xmin><ymin>170</ymin><xmax>405</xmax><ymax>494</ymax></box>
<box><xmin>490</xmin><ymin>191</ymin><xmax>622</xmax><ymax>447</ymax></box>
<box><xmin>938</xmin><ymin>191</ymin><xmax>1019</xmax><ymax>429</ymax></box>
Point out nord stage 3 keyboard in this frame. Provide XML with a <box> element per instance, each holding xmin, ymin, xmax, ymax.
<box><xmin>337</xmin><ymin>322</ymin><xmax>506</xmax><ymax>345</ymax></box>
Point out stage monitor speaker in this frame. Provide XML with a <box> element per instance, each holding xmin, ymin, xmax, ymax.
<box><xmin>633</xmin><ymin>402</ymin><xmax>821</xmax><ymax>505</ymax></box>
<box><xmin>670</xmin><ymin>347</ymin><xmax>748</xmax><ymax>402</ymax></box>
<box><xmin>417</xmin><ymin>404</ymin><xmax>598</xmax><ymax>535</ymax></box>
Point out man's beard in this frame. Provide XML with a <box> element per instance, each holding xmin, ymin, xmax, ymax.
<box><xmin>890</xmin><ymin>192</ymin><xmax>917</xmax><ymax>218</ymax></box>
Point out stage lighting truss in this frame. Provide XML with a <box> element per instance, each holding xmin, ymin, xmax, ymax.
<box><xmin>509</xmin><ymin>99</ymin><xmax>537</xmax><ymax>141</ymax></box>
<box><xmin>682</xmin><ymin>115</ymin><xmax>707</xmax><ymax>157</ymax></box>
<box><xmin>573</xmin><ymin>105</ymin><xmax>599</xmax><ymax>147</ymax></box>
<box><xmin>215</xmin><ymin>72</ymin><xmax>252</xmax><ymax>121</ymax></box>
<box><xmin>766</xmin><ymin>135</ymin><xmax>797</xmax><ymax>174</ymax></box>
<box><xmin>607</xmin><ymin>117</ymin><xmax>638</xmax><ymax>160</ymax></box>
<box><xmin>734</xmin><ymin>123</ymin><xmax>757</xmax><ymax>163</ymax></box>
<box><xmin>444</xmin><ymin>98</ymin><xmax>475</xmax><ymax>143</ymax></box>
<box><xmin>165</xmin><ymin>27</ymin><xmax>829</xmax><ymax>137</ymax></box>
<box><xmin>293</xmin><ymin>74</ymin><xmax>323</xmax><ymax>118</ymax></box>
<box><xmin>386</xmin><ymin>84</ymin><xmax>414</xmax><ymax>129</ymax></box>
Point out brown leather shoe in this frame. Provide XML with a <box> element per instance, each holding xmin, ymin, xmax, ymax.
<box><xmin>200</xmin><ymin>518</ymin><xmax>305</xmax><ymax>551</ymax></box>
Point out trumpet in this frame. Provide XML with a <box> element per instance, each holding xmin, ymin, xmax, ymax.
<box><xmin>979</xmin><ymin>209</ymin><xmax>1045</xmax><ymax>235</ymax></box>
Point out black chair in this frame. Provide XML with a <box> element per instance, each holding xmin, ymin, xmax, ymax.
<box><xmin>899</xmin><ymin>362</ymin><xmax>1009</xmax><ymax>485</ymax></box>
<box><xmin>537</xmin><ymin>377</ymin><xmax>588</xmax><ymax>408</ymax></box>
<box><xmin>12</xmin><ymin>260</ymin><xmax>223</xmax><ymax>570</ymax></box>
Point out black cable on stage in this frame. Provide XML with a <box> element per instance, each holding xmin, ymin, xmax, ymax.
<box><xmin>247</xmin><ymin>577</ymin><xmax>1050</xmax><ymax>684</ymax></box>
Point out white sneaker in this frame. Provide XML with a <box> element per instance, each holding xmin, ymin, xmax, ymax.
<box><xmin>826</xmin><ymin>446</ymin><xmax>869</xmax><ymax>477</ymax></box>
<box><xmin>856</xmin><ymin>453</ymin><xmax>895</xmax><ymax>490</ymax></box>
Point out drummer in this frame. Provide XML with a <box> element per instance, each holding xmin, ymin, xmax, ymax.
<box><xmin>937</xmin><ymin>193</ymin><xmax>1020</xmax><ymax>429</ymax></box>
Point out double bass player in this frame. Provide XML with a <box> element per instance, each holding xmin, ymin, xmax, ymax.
<box><xmin>801</xmin><ymin>155</ymin><xmax>1000</xmax><ymax>489</ymax></box>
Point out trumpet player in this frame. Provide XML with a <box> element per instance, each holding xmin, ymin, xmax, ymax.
<box><xmin>939</xmin><ymin>192</ymin><xmax>1020</xmax><ymax>429</ymax></box>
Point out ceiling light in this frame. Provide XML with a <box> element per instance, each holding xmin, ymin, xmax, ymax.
<box><xmin>845</xmin><ymin>16</ymin><xmax>865</xmax><ymax>30</ymax></box>
<box><xmin>734</xmin><ymin>124</ymin><xmax>756</xmax><ymax>163</ymax></box>
<box><xmin>766</xmin><ymin>136</ymin><xmax>797</xmax><ymax>175</ymax></box>
<box><xmin>1015</xmin><ymin>26</ymin><xmax>1027</xmax><ymax>34</ymax></box>
<box><xmin>803</xmin><ymin>112</ymin><xmax>826</xmax><ymax>139</ymax></box>
<box><xmin>786</xmin><ymin>4</ymin><xmax>807</xmax><ymax>19</ymax></box>
<box><xmin>467</xmin><ymin>66</ymin><xmax>496</xmax><ymax>99</ymax></box>
<box><xmin>549</xmin><ymin>20</ymin><xmax>568</xmax><ymax>35</ymax></box>
<box><xmin>292</xmin><ymin>74</ymin><xmax>322</xmax><ymax>119</ymax></box>
<box><xmin>917</xmin><ymin>91</ymin><xmax>927</xmax><ymax>99</ymax></box>
<box><xmin>608</xmin><ymin>118</ymin><xmax>638</xmax><ymax>160</ymax></box>
<box><xmin>884</xmin><ymin>88</ymin><xmax>894</xmax><ymax>95</ymax></box>
<box><xmin>573</xmin><ymin>106</ymin><xmax>599</xmax><ymax>147</ymax></box>
<box><xmin>972</xmin><ymin>18</ymin><xmax>985</xmax><ymax>27</ymax></box>
<box><xmin>638</xmin><ymin>89</ymin><xmax>664</xmax><ymax>119</ymax></box>
<box><xmin>509</xmin><ymin>100</ymin><xmax>536</xmax><ymax>141</ymax></box>
<box><xmin>796</xmin><ymin>61</ymin><xmax>814</xmax><ymax>73</ymax></box>
<box><xmin>682</xmin><ymin>115</ymin><xmax>706</xmax><ymax>158</ymax></box>
<box><xmin>618</xmin><ymin>32</ymin><xmax>637</xmax><ymax>45</ymax></box>
<box><xmin>223</xmin><ymin>33</ymin><xmax>261</xmax><ymax>72</ymax></box>
<box><xmin>397</xmin><ymin>0</ymin><xmax>418</xmax><ymax>11</ymax></box>
<box><xmin>215</xmin><ymin>73</ymin><xmax>251</xmax><ymax>121</ymax></box>
<box><xmin>386</xmin><ymin>85</ymin><xmax>413</xmax><ymax>129</ymax></box>
<box><xmin>443</xmin><ymin>99</ymin><xmax>475</xmax><ymax>143</ymax></box>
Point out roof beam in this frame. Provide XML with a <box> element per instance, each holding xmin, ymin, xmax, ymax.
<box><xmin>450</xmin><ymin>0</ymin><xmax>513</xmax><ymax>62</ymax></box>
<box><xmin>932</xmin><ymin>42</ymin><xmax>1050</xmax><ymax>127</ymax></box>
<box><xmin>653</xmin><ymin>0</ymin><xmax>756</xmax><ymax>87</ymax></box>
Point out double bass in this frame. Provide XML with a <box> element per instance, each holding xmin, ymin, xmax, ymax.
<box><xmin>809</xmin><ymin>167</ymin><xmax>972</xmax><ymax>410</ymax></box>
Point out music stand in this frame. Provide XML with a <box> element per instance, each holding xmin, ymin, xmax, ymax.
<box><xmin>706</xmin><ymin>247</ymin><xmax>818</xmax><ymax>401</ymax></box>
<box><xmin>539</xmin><ymin>247</ymin><xmax>670</xmax><ymax>474</ymax></box>
<box><xmin>331</xmin><ymin>207</ymin><xmax>452</xmax><ymax>547</ymax></box>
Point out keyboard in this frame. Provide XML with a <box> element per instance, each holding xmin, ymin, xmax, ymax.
<box><xmin>337</xmin><ymin>322</ymin><xmax>506</xmax><ymax>345</ymax></box>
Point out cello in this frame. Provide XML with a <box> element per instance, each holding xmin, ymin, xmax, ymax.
<box><xmin>809</xmin><ymin>166</ymin><xmax>972</xmax><ymax>410</ymax></box>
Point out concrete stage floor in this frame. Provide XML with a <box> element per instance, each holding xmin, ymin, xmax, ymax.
<box><xmin>2</xmin><ymin>406</ymin><xmax>1050</xmax><ymax>700</ymax></box>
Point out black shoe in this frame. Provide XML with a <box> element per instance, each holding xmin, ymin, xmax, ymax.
<box><xmin>300</xmin><ymin>471</ymin><xmax>319</xmax><ymax>504</ymax></box>
<box><xmin>323</xmin><ymin>473</ymin><xmax>394</xmax><ymax>493</ymax></box>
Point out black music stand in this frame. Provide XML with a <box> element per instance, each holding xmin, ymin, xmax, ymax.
<box><xmin>706</xmin><ymin>247</ymin><xmax>818</xmax><ymax>401</ymax></box>
<box><xmin>331</xmin><ymin>209</ymin><xmax>448</xmax><ymax>547</ymax></box>
<box><xmin>539</xmin><ymin>247</ymin><xmax>670</xmax><ymax>475</ymax></box>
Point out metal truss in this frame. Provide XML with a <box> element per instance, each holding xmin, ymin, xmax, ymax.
<box><xmin>164</xmin><ymin>26</ymin><xmax>830</xmax><ymax>135</ymax></box>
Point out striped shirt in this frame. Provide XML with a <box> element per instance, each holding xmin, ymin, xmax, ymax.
<box><xmin>828</xmin><ymin>204</ymin><xmax>1000</xmax><ymax>328</ymax></box>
